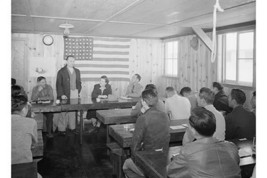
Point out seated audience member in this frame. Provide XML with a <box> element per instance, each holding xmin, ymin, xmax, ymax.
<box><xmin>131</xmin><ymin>84</ymin><xmax>165</xmax><ymax>117</ymax></box>
<box><xmin>225</xmin><ymin>89</ymin><xmax>256</xmax><ymax>140</ymax></box>
<box><xmin>183</xmin><ymin>87</ymin><xmax>225</xmax><ymax>144</ymax></box>
<box><xmin>180</xmin><ymin>87</ymin><xmax>198</xmax><ymax>110</ymax></box>
<box><xmin>123</xmin><ymin>89</ymin><xmax>170</xmax><ymax>177</ymax></box>
<box><xmin>12</xmin><ymin>78</ymin><xmax>16</xmax><ymax>86</ymax></box>
<box><xmin>31</xmin><ymin>76</ymin><xmax>54</xmax><ymax>138</ymax></box>
<box><xmin>87</xmin><ymin>75</ymin><xmax>112</xmax><ymax>128</ymax></box>
<box><xmin>12</xmin><ymin>85</ymin><xmax>28</xmax><ymax>99</ymax></box>
<box><xmin>12</xmin><ymin>95</ymin><xmax>38</xmax><ymax>164</ymax></box>
<box><xmin>125</xmin><ymin>74</ymin><xmax>143</xmax><ymax>98</ymax></box>
<box><xmin>165</xmin><ymin>87</ymin><xmax>191</xmax><ymax>120</ymax></box>
<box><xmin>212</xmin><ymin>82</ymin><xmax>232</xmax><ymax>114</ymax></box>
<box><xmin>250</xmin><ymin>91</ymin><xmax>256</xmax><ymax>114</ymax></box>
<box><xmin>167</xmin><ymin>107</ymin><xmax>241</xmax><ymax>178</ymax></box>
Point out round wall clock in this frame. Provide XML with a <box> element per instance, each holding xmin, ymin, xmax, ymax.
<box><xmin>42</xmin><ymin>35</ymin><xmax>54</xmax><ymax>46</ymax></box>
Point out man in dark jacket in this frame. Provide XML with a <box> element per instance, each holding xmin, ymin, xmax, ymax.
<box><xmin>123</xmin><ymin>89</ymin><xmax>170</xmax><ymax>177</ymax></box>
<box><xmin>168</xmin><ymin>107</ymin><xmax>241</xmax><ymax>178</ymax></box>
<box><xmin>225</xmin><ymin>89</ymin><xmax>256</xmax><ymax>140</ymax></box>
<box><xmin>56</xmin><ymin>55</ymin><xmax>82</xmax><ymax>135</ymax></box>
<box><xmin>212</xmin><ymin>82</ymin><xmax>232</xmax><ymax>114</ymax></box>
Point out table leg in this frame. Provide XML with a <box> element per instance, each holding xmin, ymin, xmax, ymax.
<box><xmin>80</xmin><ymin>110</ymin><xmax>84</xmax><ymax>145</ymax></box>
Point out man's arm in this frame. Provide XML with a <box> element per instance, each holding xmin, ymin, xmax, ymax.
<box><xmin>131</xmin><ymin>116</ymin><xmax>145</xmax><ymax>157</ymax></box>
<box><xmin>76</xmin><ymin>69</ymin><xmax>82</xmax><ymax>94</ymax></box>
<box><xmin>182</xmin><ymin>128</ymin><xmax>195</xmax><ymax>145</ymax></box>
<box><xmin>130</xmin><ymin>100</ymin><xmax>142</xmax><ymax>117</ymax></box>
<box><xmin>31</xmin><ymin>86</ymin><xmax>39</xmax><ymax>101</ymax></box>
<box><xmin>47</xmin><ymin>85</ymin><xmax>54</xmax><ymax>100</ymax></box>
<box><xmin>167</xmin><ymin>149</ymin><xmax>189</xmax><ymax>178</ymax></box>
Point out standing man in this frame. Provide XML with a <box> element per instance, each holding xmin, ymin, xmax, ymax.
<box><xmin>125</xmin><ymin>74</ymin><xmax>143</xmax><ymax>98</ymax></box>
<box><xmin>56</xmin><ymin>55</ymin><xmax>82</xmax><ymax>135</ymax></box>
<box><xmin>165</xmin><ymin>87</ymin><xmax>191</xmax><ymax>120</ymax></box>
<box><xmin>31</xmin><ymin>76</ymin><xmax>54</xmax><ymax>138</ymax></box>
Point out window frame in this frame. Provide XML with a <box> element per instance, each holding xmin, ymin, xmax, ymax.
<box><xmin>219</xmin><ymin>29</ymin><xmax>256</xmax><ymax>88</ymax></box>
<box><xmin>163</xmin><ymin>39</ymin><xmax>179</xmax><ymax>77</ymax></box>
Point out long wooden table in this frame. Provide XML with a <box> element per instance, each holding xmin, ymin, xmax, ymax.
<box><xmin>31</xmin><ymin>98</ymin><xmax>139</xmax><ymax>144</ymax></box>
<box><xmin>134</xmin><ymin>139</ymin><xmax>256</xmax><ymax>178</ymax></box>
<box><xmin>96</xmin><ymin>108</ymin><xmax>138</xmax><ymax>143</ymax></box>
<box><xmin>109</xmin><ymin>122</ymin><xmax>187</xmax><ymax>148</ymax></box>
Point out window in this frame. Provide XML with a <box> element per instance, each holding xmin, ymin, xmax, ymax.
<box><xmin>218</xmin><ymin>30</ymin><xmax>255</xmax><ymax>87</ymax></box>
<box><xmin>164</xmin><ymin>41</ymin><xmax>178</xmax><ymax>77</ymax></box>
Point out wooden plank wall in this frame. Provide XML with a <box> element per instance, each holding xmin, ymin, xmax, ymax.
<box><xmin>157</xmin><ymin>34</ymin><xmax>217</xmax><ymax>95</ymax></box>
<box><xmin>11</xmin><ymin>33</ymin><xmax>163</xmax><ymax>100</ymax></box>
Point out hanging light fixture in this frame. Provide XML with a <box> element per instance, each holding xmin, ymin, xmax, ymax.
<box><xmin>59</xmin><ymin>22</ymin><xmax>74</xmax><ymax>37</ymax></box>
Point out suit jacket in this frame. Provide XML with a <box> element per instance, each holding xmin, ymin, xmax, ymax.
<box><xmin>214</xmin><ymin>91</ymin><xmax>233</xmax><ymax>114</ymax></box>
<box><xmin>167</xmin><ymin>137</ymin><xmax>241</xmax><ymax>178</ymax></box>
<box><xmin>131</xmin><ymin>107</ymin><xmax>170</xmax><ymax>158</ymax></box>
<box><xmin>225</xmin><ymin>106</ymin><xmax>256</xmax><ymax>140</ymax></box>
<box><xmin>91</xmin><ymin>83</ymin><xmax>112</xmax><ymax>99</ymax></box>
<box><xmin>56</xmin><ymin>65</ymin><xmax>82</xmax><ymax>99</ymax></box>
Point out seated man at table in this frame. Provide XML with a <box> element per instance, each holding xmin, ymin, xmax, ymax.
<box><xmin>225</xmin><ymin>89</ymin><xmax>256</xmax><ymax>140</ymax></box>
<box><xmin>167</xmin><ymin>107</ymin><xmax>241</xmax><ymax>178</ymax></box>
<box><xmin>123</xmin><ymin>89</ymin><xmax>170</xmax><ymax>177</ymax></box>
<box><xmin>183</xmin><ymin>87</ymin><xmax>225</xmax><ymax>144</ymax></box>
<box><xmin>165</xmin><ymin>86</ymin><xmax>191</xmax><ymax>120</ymax></box>
<box><xmin>212</xmin><ymin>82</ymin><xmax>232</xmax><ymax>114</ymax></box>
<box><xmin>131</xmin><ymin>84</ymin><xmax>165</xmax><ymax>117</ymax></box>
<box><xmin>180</xmin><ymin>87</ymin><xmax>198</xmax><ymax>110</ymax></box>
<box><xmin>31</xmin><ymin>76</ymin><xmax>54</xmax><ymax>138</ymax></box>
<box><xmin>125</xmin><ymin>74</ymin><xmax>143</xmax><ymax>98</ymax></box>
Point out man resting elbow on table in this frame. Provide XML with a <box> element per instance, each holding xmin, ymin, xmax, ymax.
<box><xmin>182</xmin><ymin>87</ymin><xmax>225</xmax><ymax>145</ymax></box>
<box><xmin>130</xmin><ymin>84</ymin><xmax>165</xmax><ymax>117</ymax></box>
<box><xmin>123</xmin><ymin>89</ymin><xmax>170</xmax><ymax>177</ymax></box>
<box><xmin>167</xmin><ymin>107</ymin><xmax>241</xmax><ymax>178</ymax></box>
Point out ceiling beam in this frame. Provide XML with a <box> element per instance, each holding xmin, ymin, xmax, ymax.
<box><xmin>84</xmin><ymin>0</ymin><xmax>146</xmax><ymax>34</ymax></box>
<box><xmin>192</xmin><ymin>26</ymin><xmax>212</xmax><ymax>51</ymax></box>
<box><xmin>11</xmin><ymin>14</ymin><xmax>162</xmax><ymax>26</ymax></box>
<box><xmin>22</xmin><ymin>0</ymin><xmax>35</xmax><ymax>32</ymax></box>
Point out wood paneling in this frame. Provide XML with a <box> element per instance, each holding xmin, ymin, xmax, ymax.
<box><xmin>11</xmin><ymin>33</ymin><xmax>162</xmax><ymax>100</ymax></box>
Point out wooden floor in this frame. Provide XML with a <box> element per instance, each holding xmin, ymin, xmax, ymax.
<box><xmin>37</xmin><ymin>123</ymin><xmax>115</xmax><ymax>178</ymax></box>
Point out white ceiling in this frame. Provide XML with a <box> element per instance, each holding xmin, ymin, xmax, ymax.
<box><xmin>11</xmin><ymin>0</ymin><xmax>256</xmax><ymax>39</ymax></box>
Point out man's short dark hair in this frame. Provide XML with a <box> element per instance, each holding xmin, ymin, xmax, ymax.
<box><xmin>189</xmin><ymin>107</ymin><xmax>216</xmax><ymax>137</ymax></box>
<box><xmin>142</xmin><ymin>89</ymin><xmax>158</xmax><ymax>107</ymax></box>
<box><xmin>135</xmin><ymin>74</ymin><xmax>141</xmax><ymax>81</ymax></box>
<box><xmin>12</xmin><ymin>95</ymin><xmax>28</xmax><ymax>113</ymax></box>
<box><xmin>213</xmin><ymin>82</ymin><xmax>223</xmax><ymax>91</ymax></box>
<box><xmin>12</xmin><ymin>78</ymin><xmax>16</xmax><ymax>86</ymax></box>
<box><xmin>145</xmin><ymin>84</ymin><xmax>157</xmax><ymax>95</ymax></box>
<box><xmin>180</xmin><ymin>87</ymin><xmax>192</xmax><ymax>96</ymax></box>
<box><xmin>101</xmin><ymin>75</ymin><xmax>109</xmax><ymax>84</ymax></box>
<box><xmin>37</xmin><ymin>76</ymin><xmax>46</xmax><ymax>82</ymax></box>
<box><xmin>199</xmin><ymin>87</ymin><xmax>215</xmax><ymax>104</ymax></box>
<box><xmin>166</xmin><ymin>86</ymin><xmax>175</xmax><ymax>92</ymax></box>
<box><xmin>65</xmin><ymin>55</ymin><xmax>75</xmax><ymax>60</ymax></box>
<box><xmin>253</xmin><ymin>91</ymin><xmax>256</xmax><ymax>97</ymax></box>
<box><xmin>12</xmin><ymin>85</ymin><xmax>24</xmax><ymax>97</ymax></box>
<box><xmin>231</xmin><ymin>89</ymin><xmax>246</xmax><ymax>105</ymax></box>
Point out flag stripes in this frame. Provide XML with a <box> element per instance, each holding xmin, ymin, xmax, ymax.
<box><xmin>64</xmin><ymin>37</ymin><xmax>130</xmax><ymax>82</ymax></box>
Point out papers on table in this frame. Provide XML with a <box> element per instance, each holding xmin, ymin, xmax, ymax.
<box><xmin>170</xmin><ymin>125</ymin><xmax>186</xmax><ymax>130</ymax></box>
<box><xmin>120</xmin><ymin>96</ymin><xmax>132</xmax><ymax>100</ymax></box>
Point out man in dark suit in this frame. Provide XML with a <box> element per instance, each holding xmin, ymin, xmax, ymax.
<box><xmin>56</xmin><ymin>55</ymin><xmax>82</xmax><ymax>135</ymax></box>
<box><xmin>225</xmin><ymin>89</ymin><xmax>256</xmax><ymax>140</ymax></box>
<box><xmin>212</xmin><ymin>82</ymin><xmax>232</xmax><ymax>114</ymax></box>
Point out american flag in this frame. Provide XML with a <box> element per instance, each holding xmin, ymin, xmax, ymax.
<box><xmin>64</xmin><ymin>37</ymin><xmax>130</xmax><ymax>82</ymax></box>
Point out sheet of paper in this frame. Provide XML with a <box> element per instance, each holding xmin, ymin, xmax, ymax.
<box><xmin>170</xmin><ymin>125</ymin><xmax>185</xmax><ymax>130</ymax></box>
<box><xmin>238</xmin><ymin>148</ymin><xmax>252</xmax><ymax>158</ymax></box>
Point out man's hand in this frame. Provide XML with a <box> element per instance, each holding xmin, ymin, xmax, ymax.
<box><xmin>61</xmin><ymin>95</ymin><xmax>68</xmax><ymax>99</ymax></box>
<box><xmin>38</xmin><ymin>86</ymin><xmax>43</xmax><ymax>92</ymax></box>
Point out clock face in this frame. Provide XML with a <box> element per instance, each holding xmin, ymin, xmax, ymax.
<box><xmin>43</xmin><ymin>35</ymin><xmax>54</xmax><ymax>46</ymax></box>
